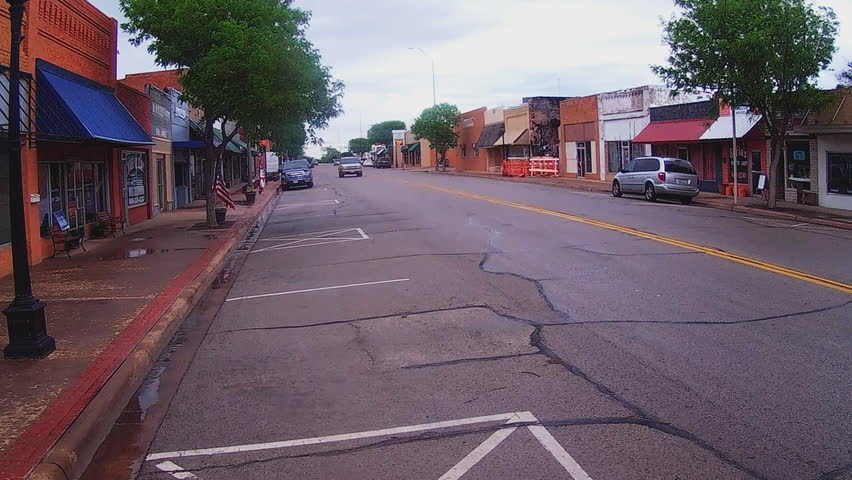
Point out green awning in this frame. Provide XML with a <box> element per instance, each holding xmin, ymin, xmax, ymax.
<box><xmin>405</xmin><ymin>142</ymin><xmax>420</xmax><ymax>152</ymax></box>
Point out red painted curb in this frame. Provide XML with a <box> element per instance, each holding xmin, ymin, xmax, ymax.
<box><xmin>0</xmin><ymin>195</ymin><xmax>273</xmax><ymax>480</ymax></box>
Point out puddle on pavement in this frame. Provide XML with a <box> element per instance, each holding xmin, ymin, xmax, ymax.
<box><xmin>98</xmin><ymin>249</ymin><xmax>168</xmax><ymax>260</ymax></box>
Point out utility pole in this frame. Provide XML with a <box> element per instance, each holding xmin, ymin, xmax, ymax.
<box><xmin>409</xmin><ymin>48</ymin><xmax>436</xmax><ymax>106</ymax></box>
<box><xmin>732</xmin><ymin>107</ymin><xmax>739</xmax><ymax>205</ymax></box>
<box><xmin>4</xmin><ymin>0</ymin><xmax>55</xmax><ymax>359</ymax></box>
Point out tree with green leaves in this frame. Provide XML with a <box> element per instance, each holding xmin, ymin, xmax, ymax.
<box><xmin>121</xmin><ymin>0</ymin><xmax>342</xmax><ymax>225</ymax></box>
<box><xmin>839</xmin><ymin>61</ymin><xmax>852</xmax><ymax>87</ymax></box>
<box><xmin>653</xmin><ymin>0</ymin><xmax>837</xmax><ymax>208</ymax></box>
<box><xmin>411</xmin><ymin>103</ymin><xmax>460</xmax><ymax>171</ymax></box>
<box><xmin>348</xmin><ymin>138</ymin><xmax>371</xmax><ymax>155</ymax></box>
<box><xmin>367</xmin><ymin>120</ymin><xmax>406</xmax><ymax>147</ymax></box>
<box><xmin>321</xmin><ymin>147</ymin><xmax>341</xmax><ymax>163</ymax></box>
<box><xmin>270</xmin><ymin>123</ymin><xmax>307</xmax><ymax>160</ymax></box>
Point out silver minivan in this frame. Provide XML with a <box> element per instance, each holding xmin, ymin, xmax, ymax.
<box><xmin>612</xmin><ymin>157</ymin><xmax>700</xmax><ymax>204</ymax></box>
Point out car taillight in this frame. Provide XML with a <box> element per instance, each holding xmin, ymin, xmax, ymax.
<box><xmin>658</xmin><ymin>172</ymin><xmax>667</xmax><ymax>182</ymax></box>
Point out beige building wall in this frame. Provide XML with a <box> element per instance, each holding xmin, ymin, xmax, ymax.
<box><xmin>151</xmin><ymin>137</ymin><xmax>174</xmax><ymax>212</ymax></box>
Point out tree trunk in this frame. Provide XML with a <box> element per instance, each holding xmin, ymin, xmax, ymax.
<box><xmin>203</xmin><ymin>118</ymin><xmax>220</xmax><ymax>227</ymax></box>
<box><xmin>767</xmin><ymin>132</ymin><xmax>780</xmax><ymax>209</ymax></box>
<box><xmin>204</xmin><ymin>144</ymin><xmax>219</xmax><ymax>227</ymax></box>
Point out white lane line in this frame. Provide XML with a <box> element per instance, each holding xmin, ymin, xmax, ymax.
<box><xmin>252</xmin><ymin>228</ymin><xmax>369</xmax><ymax>254</ymax></box>
<box><xmin>146</xmin><ymin>412</ymin><xmax>518</xmax><ymax>461</ymax></box>
<box><xmin>276</xmin><ymin>199</ymin><xmax>339</xmax><ymax>210</ymax></box>
<box><xmin>155</xmin><ymin>461</ymin><xmax>199</xmax><ymax>479</ymax></box>
<box><xmin>272</xmin><ymin>213</ymin><xmax>336</xmax><ymax>222</ymax></box>
<box><xmin>225</xmin><ymin>278</ymin><xmax>410</xmax><ymax>303</ymax></box>
<box><xmin>518</xmin><ymin>411</ymin><xmax>594</xmax><ymax>480</ymax></box>
<box><xmin>438</xmin><ymin>413</ymin><xmax>521</xmax><ymax>480</ymax></box>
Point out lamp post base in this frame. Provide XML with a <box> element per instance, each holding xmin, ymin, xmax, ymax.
<box><xmin>3</xmin><ymin>299</ymin><xmax>55</xmax><ymax>359</ymax></box>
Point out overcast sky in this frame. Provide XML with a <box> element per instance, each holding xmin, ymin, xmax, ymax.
<box><xmin>92</xmin><ymin>0</ymin><xmax>852</xmax><ymax>157</ymax></box>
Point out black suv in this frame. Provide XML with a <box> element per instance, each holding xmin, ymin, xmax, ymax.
<box><xmin>375</xmin><ymin>157</ymin><xmax>392</xmax><ymax>169</ymax></box>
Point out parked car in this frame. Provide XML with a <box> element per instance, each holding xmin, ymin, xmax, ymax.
<box><xmin>612</xmin><ymin>157</ymin><xmax>699</xmax><ymax>204</ymax></box>
<box><xmin>375</xmin><ymin>157</ymin><xmax>392</xmax><ymax>169</ymax></box>
<box><xmin>338</xmin><ymin>156</ymin><xmax>363</xmax><ymax>177</ymax></box>
<box><xmin>280</xmin><ymin>159</ymin><xmax>314</xmax><ymax>190</ymax></box>
<box><xmin>311</xmin><ymin>159</ymin><xmax>319</xmax><ymax>167</ymax></box>
<box><xmin>362</xmin><ymin>158</ymin><xmax>374</xmax><ymax>167</ymax></box>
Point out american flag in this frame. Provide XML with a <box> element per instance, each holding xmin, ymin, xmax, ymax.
<box><xmin>215</xmin><ymin>175</ymin><xmax>235</xmax><ymax>209</ymax></box>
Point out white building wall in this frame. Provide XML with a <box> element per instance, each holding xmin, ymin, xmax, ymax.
<box><xmin>816</xmin><ymin>133</ymin><xmax>852</xmax><ymax>210</ymax></box>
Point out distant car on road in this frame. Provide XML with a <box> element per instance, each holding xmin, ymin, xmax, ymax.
<box><xmin>310</xmin><ymin>159</ymin><xmax>319</xmax><ymax>167</ymax></box>
<box><xmin>612</xmin><ymin>157</ymin><xmax>699</xmax><ymax>204</ymax></box>
<box><xmin>374</xmin><ymin>157</ymin><xmax>392</xmax><ymax>169</ymax></box>
<box><xmin>333</xmin><ymin>158</ymin><xmax>340</xmax><ymax>166</ymax></box>
<box><xmin>362</xmin><ymin>158</ymin><xmax>374</xmax><ymax>167</ymax></box>
<box><xmin>338</xmin><ymin>157</ymin><xmax>363</xmax><ymax>177</ymax></box>
<box><xmin>280</xmin><ymin>159</ymin><xmax>314</xmax><ymax>190</ymax></box>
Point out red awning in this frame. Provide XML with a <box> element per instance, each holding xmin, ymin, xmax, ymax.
<box><xmin>633</xmin><ymin>119</ymin><xmax>713</xmax><ymax>143</ymax></box>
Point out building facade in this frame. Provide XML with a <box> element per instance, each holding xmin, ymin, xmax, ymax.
<box><xmin>452</xmin><ymin>107</ymin><xmax>486</xmax><ymax>172</ymax></box>
<box><xmin>560</xmin><ymin>95</ymin><xmax>602</xmax><ymax>179</ymax></box>
<box><xmin>146</xmin><ymin>84</ymin><xmax>174</xmax><ymax>214</ymax></box>
<box><xmin>0</xmin><ymin>0</ymin><xmax>152</xmax><ymax>277</ymax></box>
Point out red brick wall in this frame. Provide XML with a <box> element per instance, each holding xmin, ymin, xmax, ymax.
<box><xmin>454</xmin><ymin>107</ymin><xmax>487</xmax><ymax>172</ymax></box>
<box><xmin>560</xmin><ymin>96</ymin><xmax>600</xmax><ymax>174</ymax></box>
<box><xmin>116</xmin><ymin>82</ymin><xmax>153</xmax><ymax>134</ymax></box>
<box><xmin>120</xmin><ymin>69</ymin><xmax>184</xmax><ymax>92</ymax></box>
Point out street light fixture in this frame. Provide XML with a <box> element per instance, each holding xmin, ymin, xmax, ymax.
<box><xmin>3</xmin><ymin>0</ymin><xmax>55</xmax><ymax>359</ymax></box>
<box><xmin>408</xmin><ymin>47</ymin><xmax>436</xmax><ymax>106</ymax></box>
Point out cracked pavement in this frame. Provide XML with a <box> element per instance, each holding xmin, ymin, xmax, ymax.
<box><xmin>105</xmin><ymin>167</ymin><xmax>850</xmax><ymax>480</ymax></box>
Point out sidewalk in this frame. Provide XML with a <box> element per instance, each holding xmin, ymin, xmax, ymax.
<box><xmin>0</xmin><ymin>182</ymin><xmax>278</xmax><ymax>480</ymax></box>
<box><xmin>423</xmin><ymin>169</ymin><xmax>852</xmax><ymax>231</ymax></box>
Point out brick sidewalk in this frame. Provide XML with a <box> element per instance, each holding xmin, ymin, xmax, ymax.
<box><xmin>425</xmin><ymin>170</ymin><xmax>852</xmax><ymax>230</ymax></box>
<box><xmin>0</xmin><ymin>183</ymin><xmax>278</xmax><ymax>479</ymax></box>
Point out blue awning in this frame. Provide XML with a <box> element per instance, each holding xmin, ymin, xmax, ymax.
<box><xmin>173</xmin><ymin>140</ymin><xmax>205</xmax><ymax>149</ymax></box>
<box><xmin>36</xmin><ymin>60</ymin><xmax>153</xmax><ymax>145</ymax></box>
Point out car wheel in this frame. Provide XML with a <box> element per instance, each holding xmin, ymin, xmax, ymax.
<box><xmin>338</xmin><ymin>173</ymin><xmax>343</xmax><ymax>178</ymax></box>
<box><xmin>357</xmin><ymin>172</ymin><xmax>362</xmax><ymax>177</ymax></box>
<box><xmin>680</xmin><ymin>197</ymin><xmax>693</xmax><ymax>205</ymax></box>
<box><xmin>282</xmin><ymin>185</ymin><xmax>289</xmax><ymax>191</ymax></box>
<box><xmin>307</xmin><ymin>182</ymin><xmax>314</xmax><ymax>188</ymax></box>
<box><xmin>644</xmin><ymin>183</ymin><xmax>657</xmax><ymax>202</ymax></box>
<box><xmin>612</xmin><ymin>181</ymin><xmax>623</xmax><ymax>198</ymax></box>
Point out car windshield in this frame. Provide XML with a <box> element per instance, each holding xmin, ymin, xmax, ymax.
<box><xmin>340</xmin><ymin>158</ymin><xmax>360</xmax><ymax>165</ymax></box>
<box><xmin>665</xmin><ymin>160</ymin><xmax>696</xmax><ymax>175</ymax></box>
<box><xmin>283</xmin><ymin>161</ymin><xmax>309</xmax><ymax>170</ymax></box>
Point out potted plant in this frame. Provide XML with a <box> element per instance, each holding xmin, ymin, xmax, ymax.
<box><xmin>244</xmin><ymin>184</ymin><xmax>257</xmax><ymax>204</ymax></box>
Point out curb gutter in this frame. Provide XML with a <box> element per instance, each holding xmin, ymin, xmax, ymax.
<box><xmin>0</xmin><ymin>188</ymin><xmax>279</xmax><ymax>480</ymax></box>
<box><xmin>425</xmin><ymin>170</ymin><xmax>852</xmax><ymax>232</ymax></box>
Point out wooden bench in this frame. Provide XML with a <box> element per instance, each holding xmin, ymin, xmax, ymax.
<box><xmin>97</xmin><ymin>212</ymin><xmax>125</xmax><ymax>237</ymax></box>
<box><xmin>50</xmin><ymin>226</ymin><xmax>86</xmax><ymax>258</ymax></box>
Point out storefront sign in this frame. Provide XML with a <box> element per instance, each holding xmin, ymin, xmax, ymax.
<box><xmin>793</xmin><ymin>150</ymin><xmax>806</xmax><ymax>161</ymax></box>
<box><xmin>53</xmin><ymin>211</ymin><xmax>69</xmax><ymax>231</ymax></box>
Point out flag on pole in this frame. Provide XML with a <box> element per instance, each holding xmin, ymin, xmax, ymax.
<box><xmin>215</xmin><ymin>175</ymin><xmax>236</xmax><ymax>209</ymax></box>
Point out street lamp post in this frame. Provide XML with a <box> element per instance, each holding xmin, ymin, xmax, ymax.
<box><xmin>408</xmin><ymin>48</ymin><xmax>436</xmax><ymax>106</ymax></box>
<box><xmin>3</xmin><ymin>0</ymin><xmax>55</xmax><ymax>359</ymax></box>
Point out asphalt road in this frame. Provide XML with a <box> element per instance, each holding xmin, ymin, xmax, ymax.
<box><xmin>122</xmin><ymin>166</ymin><xmax>851</xmax><ymax>480</ymax></box>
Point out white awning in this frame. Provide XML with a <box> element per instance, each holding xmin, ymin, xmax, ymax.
<box><xmin>700</xmin><ymin>112</ymin><xmax>763</xmax><ymax>140</ymax></box>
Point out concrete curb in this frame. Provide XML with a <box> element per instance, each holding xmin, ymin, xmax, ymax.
<box><xmin>9</xmin><ymin>188</ymin><xmax>279</xmax><ymax>480</ymax></box>
<box><xmin>425</xmin><ymin>170</ymin><xmax>852</xmax><ymax>231</ymax></box>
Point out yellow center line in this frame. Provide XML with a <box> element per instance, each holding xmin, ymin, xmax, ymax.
<box><xmin>391</xmin><ymin>178</ymin><xmax>852</xmax><ymax>295</ymax></box>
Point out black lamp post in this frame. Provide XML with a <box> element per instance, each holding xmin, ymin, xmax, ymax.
<box><xmin>3</xmin><ymin>0</ymin><xmax>54</xmax><ymax>359</ymax></box>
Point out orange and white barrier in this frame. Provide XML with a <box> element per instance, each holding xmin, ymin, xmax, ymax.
<box><xmin>528</xmin><ymin>157</ymin><xmax>559</xmax><ymax>177</ymax></box>
<box><xmin>502</xmin><ymin>160</ymin><xmax>530</xmax><ymax>177</ymax></box>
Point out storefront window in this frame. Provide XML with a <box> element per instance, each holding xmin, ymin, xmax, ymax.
<box><xmin>39</xmin><ymin>162</ymin><xmax>107</xmax><ymax>236</ymax></box>
<box><xmin>607</xmin><ymin>141</ymin><xmax>641</xmax><ymax>173</ymax></box>
<box><xmin>507</xmin><ymin>145</ymin><xmax>530</xmax><ymax>159</ymax></box>
<box><xmin>827</xmin><ymin>152</ymin><xmax>851</xmax><ymax>196</ymax></box>
<box><xmin>786</xmin><ymin>141</ymin><xmax>811</xmax><ymax>188</ymax></box>
<box><xmin>124</xmin><ymin>151</ymin><xmax>147</xmax><ymax>206</ymax></box>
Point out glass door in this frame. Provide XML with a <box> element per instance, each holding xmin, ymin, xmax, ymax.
<box><xmin>157</xmin><ymin>155</ymin><xmax>165</xmax><ymax>212</ymax></box>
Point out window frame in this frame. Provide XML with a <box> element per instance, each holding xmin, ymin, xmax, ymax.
<box><xmin>826</xmin><ymin>151</ymin><xmax>852</xmax><ymax>196</ymax></box>
<box><xmin>123</xmin><ymin>151</ymin><xmax>148</xmax><ymax>207</ymax></box>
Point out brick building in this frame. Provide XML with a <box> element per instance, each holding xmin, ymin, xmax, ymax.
<box><xmin>0</xmin><ymin>0</ymin><xmax>152</xmax><ymax>277</ymax></box>
<box><xmin>451</xmin><ymin>107</ymin><xmax>486</xmax><ymax>172</ymax></box>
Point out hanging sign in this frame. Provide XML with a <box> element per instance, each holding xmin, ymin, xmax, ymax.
<box><xmin>53</xmin><ymin>211</ymin><xmax>70</xmax><ymax>231</ymax></box>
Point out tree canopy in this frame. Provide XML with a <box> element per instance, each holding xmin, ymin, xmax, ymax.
<box><xmin>411</xmin><ymin>103</ymin><xmax>460</xmax><ymax>168</ymax></box>
<box><xmin>839</xmin><ymin>62</ymin><xmax>852</xmax><ymax>87</ymax></box>
<box><xmin>120</xmin><ymin>0</ymin><xmax>343</xmax><ymax>224</ymax></box>
<box><xmin>348</xmin><ymin>138</ymin><xmax>372</xmax><ymax>155</ymax></box>
<box><xmin>653</xmin><ymin>0</ymin><xmax>837</xmax><ymax>207</ymax></box>
<box><xmin>270</xmin><ymin>123</ymin><xmax>307</xmax><ymax>159</ymax></box>
<box><xmin>367</xmin><ymin>120</ymin><xmax>406</xmax><ymax>146</ymax></box>
<box><xmin>321</xmin><ymin>147</ymin><xmax>341</xmax><ymax>163</ymax></box>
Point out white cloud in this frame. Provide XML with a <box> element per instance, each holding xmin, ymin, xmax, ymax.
<box><xmin>87</xmin><ymin>0</ymin><xmax>852</xmax><ymax>158</ymax></box>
